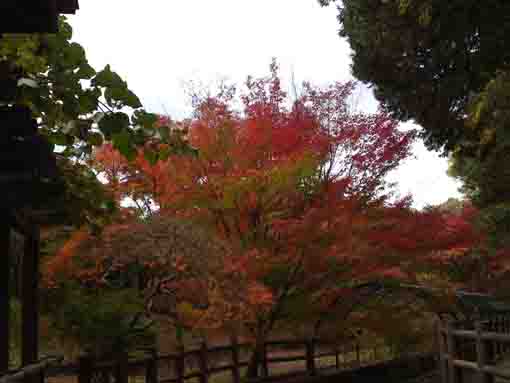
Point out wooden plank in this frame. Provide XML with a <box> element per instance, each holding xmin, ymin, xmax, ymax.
<box><xmin>481</xmin><ymin>332</ymin><xmax>510</xmax><ymax>343</ymax></box>
<box><xmin>207</xmin><ymin>365</ymin><xmax>235</xmax><ymax>374</ymax></box>
<box><xmin>483</xmin><ymin>365</ymin><xmax>510</xmax><ymax>380</ymax></box>
<box><xmin>207</xmin><ymin>345</ymin><xmax>234</xmax><ymax>354</ymax></box>
<box><xmin>452</xmin><ymin>330</ymin><xmax>478</xmax><ymax>339</ymax></box>
<box><xmin>452</xmin><ymin>359</ymin><xmax>477</xmax><ymax>370</ymax></box>
<box><xmin>182</xmin><ymin>372</ymin><xmax>201</xmax><ymax>380</ymax></box>
<box><xmin>266</xmin><ymin>356</ymin><xmax>306</xmax><ymax>364</ymax></box>
<box><xmin>157</xmin><ymin>354</ymin><xmax>179</xmax><ymax>362</ymax></box>
<box><xmin>265</xmin><ymin>340</ymin><xmax>305</xmax><ymax>348</ymax></box>
<box><xmin>0</xmin><ymin>215</ymin><xmax>10</xmax><ymax>373</ymax></box>
<box><xmin>0</xmin><ymin>357</ymin><xmax>62</xmax><ymax>383</ymax></box>
<box><xmin>314</xmin><ymin>351</ymin><xmax>338</xmax><ymax>358</ymax></box>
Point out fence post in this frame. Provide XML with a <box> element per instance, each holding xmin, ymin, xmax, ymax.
<box><xmin>503</xmin><ymin>315</ymin><xmax>508</xmax><ymax>352</ymax></box>
<box><xmin>476</xmin><ymin>321</ymin><xmax>494</xmax><ymax>383</ymax></box>
<box><xmin>198</xmin><ymin>341</ymin><xmax>208</xmax><ymax>383</ymax></box>
<box><xmin>447</xmin><ymin>320</ymin><xmax>459</xmax><ymax>383</ymax></box>
<box><xmin>146</xmin><ymin>348</ymin><xmax>159</xmax><ymax>383</ymax></box>
<box><xmin>305</xmin><ymin>339</ymin><xmax>316</xmax><ymax>376</ymax></box>
<box><xmin>261</xmin><ymin>342</ymin><xmax>269</xmax><ymax>377</ymax></box>
<box><xmin>176</xmin><ymin>345</ymin><xmax>185</xmax><ymax>383</ymax></box>
<box><xmin>355</xmin><ymin>342</ymin><xmax>360</xmax><ymax>368</ymax></box>
<box><xmin>39</xmin><ymin>366</ymin><xmax>45</xmax><ymax>383</ymax></box>
<box><xmin>78</xmin><ymin>354</ymin><xmax>93</xmax><ymax>383</ymax></box>
<box><xmin>114</xmin><ymin>352</ymin><xmax>129</xmax><ymax>383</ymax></box>
<box><xmin>494</xmin><ymin>317</ymin><xmax>500</xmax><ymax>358</ymax></box>
<box><xmin>334</xmin><ymin>344</ymin><xmax>340</xmax><ymax>370</ymax></box>
<box><xmin>437</xmin><ymin>320</ymin><xmax>448</xmax><ymax>383</ymax></box>
<box><xmin>230</xmin><ymin>335</ymin><xmax>241</xmax><ymax>383</ymax></box>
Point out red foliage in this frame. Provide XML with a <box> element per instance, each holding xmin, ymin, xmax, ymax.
<box><xmin>68</xmin><ymin>62</ymin><xmax>498</xmax><ymax>335</ymax></box>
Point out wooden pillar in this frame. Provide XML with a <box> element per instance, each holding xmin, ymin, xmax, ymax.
<box><xmin>476</xmin><ymin>321</ymin><xmax>494</xmax><ymax>383</ymax></box>
<box><xmin>230</xmin><ymin>335</ymin><xmax>241</xmax><ymax>383</ymax></box>
<box><xmin>22</xmin><ymin>225</ymin><xmax>39</xmax><ymax>366</ymax></box>
<box><xmin>0</xmin><ymin>211</ymin><xmax>11</xmax><ymax>372</ymax></box>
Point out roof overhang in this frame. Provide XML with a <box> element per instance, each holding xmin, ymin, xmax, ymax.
<box><xmin>0</xmin><ymin>0</ymin><xmax>79</xmax><ymax>34</ymax></box>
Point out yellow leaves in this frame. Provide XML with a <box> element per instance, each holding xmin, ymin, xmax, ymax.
<box><xmin>0</xmin><ymin>34</ymin><xmax>47</xmax><ymax>73</ymax></box>
<box><xmin>444</xmin><ymin>247</ymin><xmax>470</xmax><ymax>258</ymax></box>
<box><xmin>418</xmin><ymin>4</ymin><xmax>432</xmax><ymax>26</ymax></box>
<box><xmin>176</xmin><ymin>302</ymin><xmax>195</xmax><ymax>320</ymax></box>
<box><xmin>398</xmin><ymin>0</ymin><xmax>411</xmax><ymax>15</ymax></box>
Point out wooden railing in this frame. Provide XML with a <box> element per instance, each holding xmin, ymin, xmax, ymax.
<box><xmin>45</xmin><ymin>338</ymin><xmax>396</xmax><ymax>383</ymax></box>
<box><xmin>0</xmin><ymin>356</ymin><xmax>63</xmax><ymax>383</ymax></box>
<box><xmin>437</xmin><ymin>316</ymin><xmax>510</xmax><ymax>383</ymax></box>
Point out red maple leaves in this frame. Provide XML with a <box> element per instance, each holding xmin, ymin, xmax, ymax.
<box><xmin>48</xmin><ymin>62</ymin><xmax>508</xmax><ymax>340</ymax></box>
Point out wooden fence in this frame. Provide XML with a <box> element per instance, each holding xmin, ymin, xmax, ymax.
<box><xmin>38</xmin><ymin>338</ymin><xmax>395</xmax><ymax>383</ymax></box>
<box><xmin>0</xmin><ymin>356</ymin><xmax>63</xmax><ymax>383</ymax></box>
<box><xmin>438</xmin><ymin>316</ymin><xmax>510</xmax><ymax>383</ymax></box>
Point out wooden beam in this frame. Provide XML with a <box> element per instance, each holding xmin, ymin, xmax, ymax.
<box><xmin>0</xmin><ymin>1</ymin><xmax>58</xmax><ymax>34</ymax></box>
<box><xmin>21</xmin><ymin>225</ymin><xmax>39</xmax><ymax>366</ymax></box>
<box><xmin>0</xmin><ymin>210</ymin><xmax>11</xmax><ymax>372</ymax></box>
<box><xmin>57</xmin><ymin>0</ymin><xmax>79</xmax><ymax>14</ymax></box>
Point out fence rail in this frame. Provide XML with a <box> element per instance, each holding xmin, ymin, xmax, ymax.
<box><xmin>0</xmin><ymin>356</ymin><xmax>63</xmax><ymax>383</ymax></box>
<box><xmin>40</xmin><ymin>337</ymin><xmax>395</xmax><ymax>383</ymax></box>
<box><xmin>438</xmin><ymin>315</ymin><xmax>510</xmax><ymax>383</ymax></box>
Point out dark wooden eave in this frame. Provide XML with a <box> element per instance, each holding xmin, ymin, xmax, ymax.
<box><xmin>0</xmin><ymin>0</ymin><xmax>79</xmax><ymax>34</ymax></box>
<box><xmin>57</xmin><ymin>0</ymin><xmax>80</xmax><ymax>14</ymax></box>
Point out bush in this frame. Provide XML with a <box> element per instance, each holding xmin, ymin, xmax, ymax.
<box><xmin>47</xmin><ymin>283</ymin><xmax>155</xmax><ymax>358</ymax></box>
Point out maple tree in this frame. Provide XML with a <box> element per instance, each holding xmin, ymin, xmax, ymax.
<box><xmin>49</xmin><ymin>62</ymin><xmax>510</xmax><ymax>370</ymax></box>
<box><xmin>80</xmin><ymin>61</ymin><xmax>428</xmax><ymax>374</ymax></box>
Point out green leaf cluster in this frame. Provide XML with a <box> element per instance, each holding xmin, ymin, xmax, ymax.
<box><xmin>322</xmin><ymin>0</ymin><xmax>510</xmax><ymax>153</ymax></box>
<box><xmin>0</xmin><ymin>17</ymin><xmax>160</xmax><ymax>159</ymax></box>
<box><xmin>320</xmin><ymin>0</ymin><xmax>510</xmax><ymax>243</ymax></box>
<box><xmin>46</xmin><ymin>284</ymin><xmax>155</xmax><ymax>357</ymax></box>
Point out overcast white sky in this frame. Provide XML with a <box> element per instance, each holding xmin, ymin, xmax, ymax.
<box><xmin>68</xmin><ymin>1</ymin><xmax>462</xmax><ymax>209</ymax></box>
